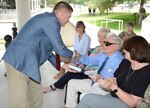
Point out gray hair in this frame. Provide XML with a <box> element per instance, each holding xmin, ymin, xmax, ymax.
<box><xmin>106</xmin><ymin>32</ymin><xmax>122</xmax><ymax>50</ymax></box>
<box><xmin>97</xmin><ymin>27</ymin><xmax>111</xmax><ymax>36</ymax></box>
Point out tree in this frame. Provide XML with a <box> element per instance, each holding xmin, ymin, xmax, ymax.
<box><xmin>3</xmin><ymin>0</ymin><xmax>16</xmax><ymax>9</ymax></box>
<box><xmin>88</xmin><ymin>0</ymin><xmax>115</xmax><ymax>15</ymax></box>
<box><xmin>40</xmin><ymin>0</ymin><xmax>58</xmax><ymax>7</ymax></box>
<box><xmin>66</xmin><ymin>0</ymin><xmax>87</xmax><ymax>5</ymax></box>
<box><xmin>5</xmin><ymin>0</ymin><xmax>15</xmax><ymax>5</ymax></box>
<box><xmin>66</xmin><ymin>0</ymin><xmax>77</xmax><ymax>4</ymax></box>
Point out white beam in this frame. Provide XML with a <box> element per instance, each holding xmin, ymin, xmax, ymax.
<box><xmin>15</xmin><ymin>0</ymin><xmax>31</xmax><ymax>31</ymax></box>
<box><xmin>45</xmin><ymin>0</ymin><xmax>47</xmax><ymax>8</ymax></box>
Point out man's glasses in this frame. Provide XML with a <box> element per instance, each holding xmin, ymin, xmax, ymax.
<box><xmin>104</xmin><ymin>41</ymin><xmax>117</xmax><ymax>46</ymax></box>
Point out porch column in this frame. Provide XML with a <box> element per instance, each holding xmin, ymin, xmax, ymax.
<box><xmin>15</xmin><ymin>0</ymin><xmax>31</xmax><ymax>30</ymax></box>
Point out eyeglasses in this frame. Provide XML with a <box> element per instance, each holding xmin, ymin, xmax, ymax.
<box><xmin>104</xmin><ymin>41</ymin><xmax>117</xmax><ymax>46</ymax></box>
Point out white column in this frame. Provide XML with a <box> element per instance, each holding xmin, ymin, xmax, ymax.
<box><xmin>35</xmin><ymin>1</ymin><xmax>38</xmax><ymax>10</ymax></box>
<box><xmin>15</xmin><ymin>0</ymin><xmax>31</xmax><ymax>31</ymax></box>
<box><xmin>141</xmin><ymin>15</ymin><xmax>150</xmax><ymax>43</ymax></box>
<box><xmin>32</xmin><ymin>0</ymin><xmax>35</xmax><ymax>11</ymax></box>
<box><xmin>34</xmin><ymin>1</ymin><xmax>36</xmax><ymax>10</ymax></box>
<box><xmin>31</xmin><ymin>0</ymin><xmax>34</xmax><ymax>11</ymax></box>
<box><xmin>38</xmin><ymin>0</ymin><xmax>40</xmax><ymax>9</ymax></box>
<box><xmin>44</xmin><ymin>0</ymin><xmax>47</xmax><ymax>8</ymax></box>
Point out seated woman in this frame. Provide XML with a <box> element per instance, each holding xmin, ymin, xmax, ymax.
<box><xmin>43</xmin><ymin>27</ymin><xmax>111</xmax><ymax>92</ymax></box>
<box><xmin>81</xmin><ymin>27</ymin><xmax>111</xmax><ymax>71</ymax></box>
<box><xmin>73</xmin><ymin>21</ymin><xmax>91</xmax><ymax>56</ymax></box>
<box><xmin>77</xmin><ymin>36</ymin><xmax>150</xmax><ymax>108</ymax></box>
<box><xmin>53</xmin><ymin>21</ymin><xmax>91</xmax><ymax>79</ymax></box>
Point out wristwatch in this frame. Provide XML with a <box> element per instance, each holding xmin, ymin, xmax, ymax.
<box><xmin>113</xmin><ymin>88</ymin><xmax>118</xmax><ymax>93</ymax></box>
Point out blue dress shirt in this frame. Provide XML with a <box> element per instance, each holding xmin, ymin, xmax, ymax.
<box><xmin>80</xmin><ymin>51</ymin><xmax>124</xmax><ymax>79</ymax></box>
<box><xmin>2</xmin><ymin>12</ymin><xmax>73</xmax><ymax>82</ymax></box>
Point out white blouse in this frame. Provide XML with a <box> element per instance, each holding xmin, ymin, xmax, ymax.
<box><xmin>73</xmin><ymin>32</ymin><xmax>91</xmax><ymax>56</ymax></box>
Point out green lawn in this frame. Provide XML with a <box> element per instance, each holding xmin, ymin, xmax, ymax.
<box><xmin>74</xmin><ymin>12</ymin><xmax>146</xmax><ymax>34</ymax></box>
<box><xmin>0</xmin><ymin>38</ymin><xmax>5</xmax><ymax>44</ymax></box>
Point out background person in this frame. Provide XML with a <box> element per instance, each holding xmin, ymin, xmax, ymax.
<box><xmin>118</xmin><ymin>21</ymin><xmax>136</xmax><ymax>52</ymax></box>
<box><xmin>88</xmin><ymin>8</ymin><xmax>92</xmax><ymax>15</ymax></box>
<box><xmin>2</xmin><ymin>1</ymin><xmax>74</xmax><ymax>108</ymax></box>
<box><xmin>139</xmin><ymin>2</ymin><xmax>146</xmax><ymax>25</ymax></box>
<box><xmin>119</xmin><ymin>21</ymin><xmax>136</xmax><ymax>41</ymax></box>
<box><xmin>92</xmin><ymin>8</ymin><xmax>96</xmax><ymax>16</ymax></box>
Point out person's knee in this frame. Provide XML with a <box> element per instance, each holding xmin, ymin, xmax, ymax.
<box><xmin>80</xmin><ymin>93</ymin><xmax>99</xmax><ymax>105</ymax></box>
<box><xmin>80</xmin><ymin>94</ymin><xmax>92</xmax><ymax>101</ymax></box>
<box><xmin>68</xmin><ymin>79</ymin><xmax>77</xmax><ymax>88</ymax></box>
<box><xmin>80</xmin><ymin>92</ymin><xmax>88</xmax><ymax>100</ymax></box>
<box><xmin>77</xmin><ymin>94</ymin><xmax>92</xmax><ymax>108</ymax></box>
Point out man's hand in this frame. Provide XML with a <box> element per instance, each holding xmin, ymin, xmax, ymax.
<box><xmin>62</xmin><ymin>63</ymin><xmax>80</xmax><ymax>73</ymax></box>
<box><xmin>71</xmin><ymin>55</ymin><xmax>81</xmax><ymax>64</ymax></box>
<box><xmin>89</xmin><ymin>74</ymin><xmax>103</xmax><ymax>82</ymax></box>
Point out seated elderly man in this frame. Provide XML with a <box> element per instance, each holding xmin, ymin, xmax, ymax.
<box><xmin>65</xmin><ymin>32</ymin><xmax>124</xmax><ymax>108</ymax></box>
<box><xmin>43</xmin><ymin>32</ymin><xmax>124</xmax><ymax>108</ymax></box>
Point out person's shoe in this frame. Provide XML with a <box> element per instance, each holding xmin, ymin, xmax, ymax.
<box><xmin>43</xmin><ymin>85</ymin><xmax>56</xmax><ymax>93</ymax></box>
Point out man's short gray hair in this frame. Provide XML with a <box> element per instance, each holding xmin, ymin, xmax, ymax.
<box><xmin>97</xmin><ymin>28</ymin><xmax>111</xmax><ymax>36</ymax></box>
<box><xmin>106</xmin><ymin>32</ymin><xmax>122</xmax><ymax>50</ymax></box>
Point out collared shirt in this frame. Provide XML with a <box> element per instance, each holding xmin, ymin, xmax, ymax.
<box><xmin>2</xmin><ymin>12</ymin><xmax>73</xmax><ymax>82</ymax></box>
<box><xmin>119</xmin><ymin>31</ymin><xmax>136</xmax><ymax>41</ymax></box>
<box><xmin>74</xmin><ymin>32</ymin><xmax>91</xmax><ymax>56</ymax></box>
<box><xmin>80</xmin><ymin>51</ymin><xmax>124</xmax><ymax>79</ymax></box>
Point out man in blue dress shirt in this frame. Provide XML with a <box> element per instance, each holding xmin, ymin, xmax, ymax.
<box><xmin>43</xmin><ymin>32</ymin><xmax>124</xmax><ymax>108</ymax></box>
<box><xmin>64</xmin><ymin>32</ymin><xmax>124</xmax><ymax>108</ymax></box>
<box><xmin>2</xmin><ymin>1</ymin><xmax>74</xmax><ymax>108</ymax></box>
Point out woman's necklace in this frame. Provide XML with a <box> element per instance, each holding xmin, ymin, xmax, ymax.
<box><xmin>125</xmin><ymin>67</ymin><xmax>135</xmax><ymax>81</ymax></box>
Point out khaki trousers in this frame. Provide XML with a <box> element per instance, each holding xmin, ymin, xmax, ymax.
<box><xmin>66</xmin><ymin>79</ymin><xmax>108</xmax><ymax>108</ymax></box>
<box><xmin>5</xmin><ymin>62</ymin><xmax>43</xmax><ymax>108</ymax></box>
